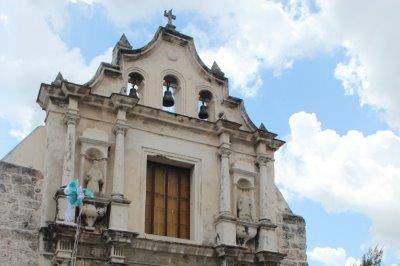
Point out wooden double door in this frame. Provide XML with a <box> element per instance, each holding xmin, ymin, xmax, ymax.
<box><xmin>145</xmin><ymin>161</ymin><xmax>191</xmax><ymax>239</ymax></box>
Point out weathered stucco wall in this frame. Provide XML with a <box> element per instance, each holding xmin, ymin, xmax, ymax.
<box><xmin>0</xmin><ymin>161</ymin><xmax>43</xmax><ymax>266</ymax></box>
<box><xmin>2</xmin><ymin>126</ymin><xmax>46</xmax><ymax>172</ymax></box>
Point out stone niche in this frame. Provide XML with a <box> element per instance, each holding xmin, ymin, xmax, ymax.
<box><xmin>78</xmin><ymin>128</ymin><xmax>112</xmax><ymax>230</ymax></box>
<box><xmin>231</xmin><ymin>162</ymin><xmax>258</xmax><ymax>250</ymax></box>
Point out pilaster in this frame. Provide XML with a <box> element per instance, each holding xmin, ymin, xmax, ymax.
<box><xmin>256</xmin><ymin>140</ymin><xmax>279</xmax><ymax>253</ymax></box>
<box><xmin>61</xmin><ymin>98</ymin><xmax>80</xmax><ymax>186</ymax></box>
<box><xmin>215</xmin><ymin>121</ymin><xmax>238</xmax><ymax>246</ymax></box>
<box><xmin>112</xmin><ymin>115</ymin><xmax>128</xmax><ymax>200</ymax></box>
<box><xmin>109</xmin><ymin>93</ymin><xmax>138</xmax><ymax>233</ymax></box>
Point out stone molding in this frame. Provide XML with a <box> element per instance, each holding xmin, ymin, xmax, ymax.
<box><xmin>256</xmin><ymin>155</ymin><xmax>274</xmax><ymax>166</ymax></box>
<box><xmin>38</xmin><ymin>82</ymin><xmax>286</xmax><ymax>148</ymax></box>
<box><xmin>111</xmin><ymin>93</ymin><xmax>139</xmax><ymax>111</ymax></box>
<box><xmin>255</xmin><ymin>250</ymin><xmax>286</xmax><ymax>265</ymax></box>
<box><xmin>101</xmin><ymin>229</ymin><xmax>138</xmax><ymax>244</ymax></box>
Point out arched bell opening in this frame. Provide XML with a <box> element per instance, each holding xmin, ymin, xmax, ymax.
<box><xmin>127</xmin><ymin>72</ymin><xmax>144</xmax><ymax>98</ymax></box>
<box><xmin>197</xmin><ymin>90</ymin><xmax>213</xmax><ymax>120</ymax></box>
<box><xmin>162</xmin><ymin>74</ymin><xmax>179</xmax><ymax>113</ymax></box>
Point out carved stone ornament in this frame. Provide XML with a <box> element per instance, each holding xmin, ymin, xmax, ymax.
<box><xmin>120</xmin><ymin>87</ymin><xmax>127</xmax><ymax>95</ymax></box>
<box><xmin>81</xmin><ymin>204</ymin><xmax>107</xmax><ymax>228</ymax></box>
<box><xmin>256</xmin><ymin>155</ymin><xmax>273</xmax><ymax>166</ymax></box>
<box><xmin>167</xmin><ymin>49</ymin><xmax>178</xmax><ymax>61</ymax></box>
<box><xmin>64</xmin><ymin>112</ymin><xmax>79</xmax><ymax>126</ymax></box>
<box><xmin>236</xmin><ymin>224</ymin><xmax>257</xmax><ymax>247</ymax></box>
<box><xmin>113</xmin><ymin>122</ymin><xmax>128</xmax><ymax>135</ymax></box>
<box><xmin>218</xmin><ymin>146</ymin><xmax>232</xmax><ymax>158</ymax></box>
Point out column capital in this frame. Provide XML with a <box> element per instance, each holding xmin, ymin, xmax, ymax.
<box><xmin>113</xmin><ymin>122</ymin><xmax>128</xmax><ymax>135</ymax></box>
<box><xmin>256</xmin><ymin>155</ymin><xmax>274</xmax><ymax>166</ymax></box>
<box><xmin>64</xmin><ymin>111</ymin><xmax>79</xmax><ymax>126</ymax></box>
<box><xmin>218</xmin><ymin>146</ymin><xmax>232</xmax><ymax>158</ymax></box>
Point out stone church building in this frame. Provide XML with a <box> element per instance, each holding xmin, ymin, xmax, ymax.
<box><xmin>1</xmin><ymin>12</ymin><xmax>307</xmax><ymax>266</ymax></box>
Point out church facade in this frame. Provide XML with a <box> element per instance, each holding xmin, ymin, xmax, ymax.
<box><xmin>1</xmin><ymin>13</ymin><xmax>307</xmax><ymax>266</ymax></box>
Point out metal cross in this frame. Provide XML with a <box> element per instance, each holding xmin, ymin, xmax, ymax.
<box><xmin>164</xmin><ymin>9</ymin><xmax>176</xmax><ymax>26</ymax></box>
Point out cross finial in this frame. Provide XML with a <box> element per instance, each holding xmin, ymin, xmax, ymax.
<box><xmin>164</xmin><ymin>9</ymin><xmax>176</xmax><ymax>29</ymax></box>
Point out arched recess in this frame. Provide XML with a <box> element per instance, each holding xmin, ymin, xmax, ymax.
<box><xmin>81</xmin><ymin>147</ymin><xmax>107</xmax><ymax>197</ymax></box>
<box><xmin>196</xmin><ymin>85</ymin><xmax>216</xmax><ymax>122</ymax></box>
<box><xmin>79</xmin><ymin>128</ymin><xmax>111</xmax><ymax>197</ymax></box>
<box><xmin>123</xmin><ymin>66</ymin><xmax>149</xmax><ymax>104</ymax></box>
<box><xmin>160</xmin><ymin>69</ymin><xmax>186</xmax><ymax>114</ymax></box>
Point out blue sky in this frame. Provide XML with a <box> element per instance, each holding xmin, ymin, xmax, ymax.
<box><xmin>1</xmin><ymin>1</ymin><xmax>400</xmax><ymax>265</ymax></box>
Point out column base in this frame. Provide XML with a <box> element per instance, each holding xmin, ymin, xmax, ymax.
<box><xmin>257</xmin><ymin>221</ymin><xmax>278</xmax><ymax>253</ymax></box>
<box><xmin>111</xmin><ymin>193</ymin><xmax>124</xmax><ymax>200</ymax></box>
<box><xmin>109</xmin><ymin>197</ymin><xmax>131</xmax><ymax>231</ymax></box>
<box><xmin>215</xmin><ymin>217</ymin><xmax>237</xmax><ymax>246</ymax></box>
<box><xmin>217</xmin><ymin>211</ymin><xmax>236</xmax><ymax>220</ymax></box>
<box><xmin>54</xmin><ymin>189</ymin><xmax>76</xmax><ymax>223</ymax></box>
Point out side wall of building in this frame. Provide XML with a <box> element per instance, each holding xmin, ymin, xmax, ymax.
<box><xmin>0</xmin><ymin>162</ymin><xmax>43</xmax><ymax>266</ymax></box>
<box><xmin>1</xmin><ymin>126</ymin><xmax>46</xmax><ymax>172</ymax></box>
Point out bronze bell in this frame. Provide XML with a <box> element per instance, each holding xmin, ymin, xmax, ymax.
<box><xmin>129</xmin><ymin>87</ymin><xmax>138</xmax><ymax>98</ymax></box>
<box><xmin>162</xmin><ymin>86</ymin><xmax>175</xmax><ymax>107</ymax></box>
<box><xmin>198</xmin><ymin>101</ymin><xmax>209</xmax><ymax>120</ymax></box>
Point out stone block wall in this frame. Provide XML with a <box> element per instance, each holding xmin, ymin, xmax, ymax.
<box><xmin>0</xmin><ymin>161</ymin><xmax>43</xmax><ymax>266</ymax></box>
<box><xmin>277</xmin><ymin>212</ymin><xmax>308</xmax><ymax>266</ymax></box>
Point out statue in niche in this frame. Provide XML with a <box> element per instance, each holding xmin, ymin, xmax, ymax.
<box><xmin>236</xmin><ymin>179</ymin><xmax>253</xmax><ymax>221</ymax></box>
<box><xmin>84</xmin><ymin>158</ymin><xmax>104</xmax><ymax>197</ymax></box>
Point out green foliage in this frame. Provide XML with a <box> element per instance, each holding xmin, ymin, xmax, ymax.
<box><xmin>359</xmin><ymin>246</ymin><xmax>383</xmax><ymax>266</ymax></box>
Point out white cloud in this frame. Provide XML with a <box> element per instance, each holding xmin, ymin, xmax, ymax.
<box><xmin>308</xmin><ymin>246</ymin><xmax>359</xmax><ymax>266</ymax></box>
<box><xmin>0</xmin><ymin>0</ymin><xmax>111</xmax><ymax>139</ymax></box>
<box><xmin>315</xmin><ymin>0</ymin><xmax>400</xmax><ymax>129</ymax></box>
<box><xmin>275</xmin><ymin>111</ymin><xmax>400</xmax><ymax>248</ymax></box>
<box><xmin>0</xmin><ymin>13</ymin><xmax>8</xmax><ymax>27</ymax></box>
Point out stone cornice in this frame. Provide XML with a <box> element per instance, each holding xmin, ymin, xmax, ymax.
<box><xmin>79</xmin><ymin>136</ymin><xmax>112</xmax><ymax>148</ymax></box>
<box><xmin>111</xmin><ymin>93</ymin><xmax>139</xmax><ymax>111</ymax></box>
<box><xmin>37</xmin><ymin>82</ymin><xmax>285</xmax><ymax>148</ymax></box>
<box><xmin>61</xmin><ymin>81</ymin><xmax>90</xmax><ymax>99</ymax></box>
<box><xmin>230</xmin><ymin>167</ymin><xmax>258</xmax><ymax>178</ymax></box>
<box><xmin>216</xmin><ymin>118</ymin><xmax>241</xmax><ymax>134</ymax></box>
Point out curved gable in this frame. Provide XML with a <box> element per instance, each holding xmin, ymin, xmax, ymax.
<box><xmin>83</xmin><ymin>26</ymin><xmax>263</xmax><ymax>133</ymax></box>
<box><xmin>115</xmin><ymin>27</ymin><xmax>228</xmax><ymax>84</ymax></box>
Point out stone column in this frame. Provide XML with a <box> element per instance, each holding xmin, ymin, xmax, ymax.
<box><xmin>61</xmin><ymin>97</ymin><xmax>79</xmax><ymax>186</ymax></box>
<box><xmin>56</xmin><ymin>97</ymin><xmax>79</xmax><ymax>223</ymax></box>
<box><xmin>257</xmin><ymin>155</ymin><xmax>273</xmax><ymax>222</ymax></box>
<box><xmin>218</xmin><ymin>145</ymin><xmax>232</xmax><ymax>218</ymax></box>
<box><xmin>215</xmin><ymin>131</ymin><xmax>236</xmax><ymax>246</ymax></box>
<box><xmin>112</xmin><ymin>113</ymin><xmax>127</xmax><ymax>199</ymax></box>
<box><xmin>109</xmin><ymin>108</ymin><xmax>131</xmax><ymax>232</ymax></box>
<box><xmin>256</xmin><ymin>142</ymin><xmax>278</xmax><ymax>252</ymax></box>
